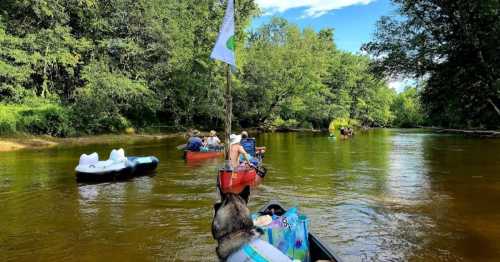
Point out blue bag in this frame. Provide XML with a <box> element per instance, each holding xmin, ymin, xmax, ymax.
<box><xmin>253</xmin><ymin>208</ymin><xmax>310</xmax><ymax>261</ymax></box>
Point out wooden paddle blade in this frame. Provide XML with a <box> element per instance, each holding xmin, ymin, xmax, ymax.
<box><xmin>176</xmin><ymin>144</ymin><xmax>187</xmax><ymax>150</ymax></box>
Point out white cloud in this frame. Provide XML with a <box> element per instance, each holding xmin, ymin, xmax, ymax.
<box><xmin>256</xmin><ymin>0</ymin><xmax>375</xmax><ymax>18</ymax></box>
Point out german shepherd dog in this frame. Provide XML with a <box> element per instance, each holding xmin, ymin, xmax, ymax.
<box><xmin>212</xmin><ymin>186</ymin><xmax>263</xmax><ymax>260</ymax></box>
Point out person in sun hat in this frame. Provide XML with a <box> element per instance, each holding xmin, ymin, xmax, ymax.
<box><xmin>229</xmin><ymin>134</ymin><xmax>251</xmax><ymax>169</ymax></box>
<box><xmin>186</xmin><ymin>129</ymin><xmax>203</xmax><ymax>151</ymax></box>
<box><xmin>207</xmin><ymin>130</ymin><xmax>222</xmax><ymax>150</ymax></box>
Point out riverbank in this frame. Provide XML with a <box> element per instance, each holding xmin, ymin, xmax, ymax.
<box><xmin>3</xmin><ymin>126</ymin><xmax>497</xmax><ymax>153</ymax></box>
<box><xmin>0</xmin><ymin>127</ymin><xmax>280</xmax><ymax>153</ymax></box>
<box><xmin>428</xmin><ymin>127</ymin><xmax>500</xmax><ymax>137</ymax></box>
<box><xmin>0</xmin><ymin>127</ymin><xmax>318</xmax><ymax>152</ymax></box>
<box><xmin>0</xmin><ymin>133</ymin><xmax>184</xmax><ymax>152</ymax></box>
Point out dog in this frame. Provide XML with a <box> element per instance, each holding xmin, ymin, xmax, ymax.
<box><xmin>212</xmin><ymin>186</ymin><xmax>291</xmax><ymax>261</ymax></box>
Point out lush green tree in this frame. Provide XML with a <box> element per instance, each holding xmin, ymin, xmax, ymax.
<box><xmin>391</xmin><ymin>87</ymin><xmax>424</xmax><ymax>127</ymax></box>
<box><xmin>324</xmin><ymin>52</ymin><xmax>395</xmax><ymax>127</ymax></box>
<box><xmin>72</xmin><ymin>60</ymin><xmax>160</xmax><ymax>134</ymax></box>
<box><xmin>0</xmin><ymin>0</ymin><xmax>402</xmax><ymax>135</ymax></box>
<box><xmin>235</xmin><ymin>18</ymin><xmax>330</xmax><ymax>128</ymax></box>
<box><xmin>0</xmin><ymin>0</ymin><xmax>258</xmax><ymax>134</ymax></box>
<box><xmin>364</xmin><ymin>0</ymin><xmax>500</xmax><ymax>129</ymax></box>
<box><xmin>0</xmin><ymin>17</ymin><xmax>91</xmax><ymax>102</ymax></box>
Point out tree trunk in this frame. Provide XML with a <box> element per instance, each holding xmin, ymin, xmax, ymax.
<box><xmin>41</xmin><ymin>47</ymin><xmax>49</xmax><ymax>98</ymax></box>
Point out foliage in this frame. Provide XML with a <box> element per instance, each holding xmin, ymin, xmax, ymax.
<box><xmin>324</xmin><ymin>52</ymin><xmax>396</xmax><ymax>127</ymax></box>
<box><xmin>269</xmin><ymin>117</ymin><xmax>300</xmax><ymax>129</ymax></box>
<box><xmin>236</xmin><ymin>18</ymin><xmax>395</xmax><ymax>129</ymax></box>
<box><xmin>19</xmin><ymin>102</ymin><xmax>74</xmax><ymax>136</ymax></box>
<box><xmin>0</xmin><ymin>104</ymin><xmax>20</xmax><ymax>134</ymax></box>
<box><xmin>329</xmin><ymin>118</ymin><xmax>360</xmax><ymax>130</ymax></box>
<box><xmin>71</xmin><ymin>61</ymin><xmax>160</xmax><ymax>134</ymax></box>
<box><xmin>1</xmin><ymin>1</ymin><xmax>405</xmax><ymax>136</ymax></box>
<box><xmin>0</xmin><ymin>100</ymin><xmax>73</xmax><ymax>136</ymax></box>
<box><xmin>236</xmin><ymin>18</ymin><xmax>330</xmax><ymax>127</ymax></box>
<box><xmin>364</xmin><ymin>0</ymin><xmax>500</xmax><ymax>129</ymax></box>
<box><xmin>391</xmin><ymin>87</ymin><xmax>424</xmax><ymax>128</ymax></box>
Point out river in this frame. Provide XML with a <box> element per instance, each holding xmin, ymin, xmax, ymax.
<box><xmin>0</xmin><ymin>129</ymin><xmax>499</xmax><ymax>261</ymax></box>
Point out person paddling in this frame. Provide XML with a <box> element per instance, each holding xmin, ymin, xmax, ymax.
<box><xmin>186</xmin><ymin>130</ymin><xmax>203</xmax><ymax>151</ymax></box>
<box><xmin>241</xmin><ymin>130</ymin><xmax>266</xmax><ymax>156</ymax></box>
<box><xmin>229</xmin><ymin>134</ymin><xmax>251</xmax><ymax>170</ymax></box>
<box><xmin>207</xmin><ymin>130</ymin><xmax>222</xmax><ymax>150</ymax></box>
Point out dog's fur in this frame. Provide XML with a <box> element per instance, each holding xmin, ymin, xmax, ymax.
<box><xmin>212</xmin><ymin>186</ymin><xmax>263</xmax><ymax>260</ymax></box>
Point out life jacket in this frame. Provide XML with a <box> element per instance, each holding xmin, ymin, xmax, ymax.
<box><xmin>186</xmin><ymin>137</ymin><xmax>203</xmax><ymax>151</ymax></box>
<box><xmin>241</xmin><ymin>138</ymin><xmax>256</xmax><ymax>157</ymax></box>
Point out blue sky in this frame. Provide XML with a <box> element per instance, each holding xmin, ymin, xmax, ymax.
<box><xmin>252</xmin><ymin>0</ymin><xmax>398</xmax><ymax>53</ymax></box>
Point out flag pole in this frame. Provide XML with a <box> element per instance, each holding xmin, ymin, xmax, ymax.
<box><xmin>224</xmin><ymin>64</ymin><xmax>232</xmax><ymax>169</ymax></box>
<box><xmin>210</xmin><ymin>0</ymin><xmax>235</xmax><ymax>170</ymax></box>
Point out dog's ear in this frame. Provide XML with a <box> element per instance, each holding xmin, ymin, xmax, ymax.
<box><xmin>239</xmin><ymin>186</ymin><xmax>250</xmax><ymax>204</ymax></box>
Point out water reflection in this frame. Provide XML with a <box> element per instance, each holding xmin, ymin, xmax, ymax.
<box><xmin>1</xmin><ymin>130</ymin><xmax>500</xmax><ymax>260</ymax></box>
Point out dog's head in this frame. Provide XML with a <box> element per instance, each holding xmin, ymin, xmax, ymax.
<box><xmin>212</xmin><ymin>185</ymin><xmax>252</xmax><ymax>240</ymax></box>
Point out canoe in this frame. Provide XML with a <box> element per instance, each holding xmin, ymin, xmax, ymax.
<box><xmin>184</xmin><ymin>150</ymin><xmax>223</xmax><ymax>161</ymax></box>
<box><xmin>218</xmin><ymin>165</ymin><xmax>266</xmax><ymax>192</ymax></box>
<box><xmin>219</xmin><ymin>168</ymin><xmax>256</xmax><ymax>188</ymax></box>
<box><xmin>258</xmin><ymin>201</ymin><xmax>343</xmax><ymax>262</ymax></box>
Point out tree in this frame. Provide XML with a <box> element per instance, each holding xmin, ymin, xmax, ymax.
<box><xmin>391</xmin><ymin>87</ymin><xmax>424</xmax><ymax>127</ymax></box>
<box><xmin>235</xmin><ymin>18</ymin><xmax>331</xmax><ymax>127</ymax></box>
<box><xmin>364</xmin><ymin>0</ymin><xmax>500</xmax><ymax>129</ymax></box>
<box><xmin>324</xmin><ymin>52</ymin><xmax>395</xmax><ymax>127</ymax></box>
<box><xmin>0</xmin><ymin>0</ymin><xmax>400</xmax><ymax>135</ymax></box>
<box><xmin>0</xmin><ymin>0</ymin><xmax>259</xmax><ymax>134</ymax></box>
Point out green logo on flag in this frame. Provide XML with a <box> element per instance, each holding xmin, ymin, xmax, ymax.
<box><xmin>226</xmin><ymin>36</ymin><xmax>235</xmax><ymax>51</ymax></box>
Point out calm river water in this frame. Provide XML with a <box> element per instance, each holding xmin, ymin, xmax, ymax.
<box><xmin>1</xmin><ymin>129</ymin><xmax>499</xmax><ymax>261</ymax></box>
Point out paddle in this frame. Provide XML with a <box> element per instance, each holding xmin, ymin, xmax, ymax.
<box><xmin>176</xmin><ymin>144</ymin><xmax>187</xmax><ymax>150</ymax></box>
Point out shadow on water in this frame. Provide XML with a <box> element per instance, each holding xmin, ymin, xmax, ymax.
<box><xmin>1</xmin><ymin>129</ymin><xmax>500</xmax><ymax>261</ymax></box>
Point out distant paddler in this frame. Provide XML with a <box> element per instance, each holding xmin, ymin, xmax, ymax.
<box><xmin>186</xmin><ymin>130</ymin><xmax>203</xmax><ymax>151</ymax></box>
<box><xmin>207</xmin><ymin>130</ymin><xmax>223</xmax><ymax>150</ymax></box>
<box><xmin>340</xmin><ymin>127</ymin><xmax>348</xmax><ymax>139</ymax></box>
<box><xmin>340</xmin><ymin>127</ymin><xmax>354</xmax><ymax>139</ymax></box>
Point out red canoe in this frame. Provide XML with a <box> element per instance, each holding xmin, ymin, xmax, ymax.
<box><xmin>218</xmin><ymin>167</ymin><xmax>264</xmax><ymax>193</ymax></box>
<box><xmin>184</xmin><ymin>150</ymin><xmax>224</xmax><ymax>161</ymax></box>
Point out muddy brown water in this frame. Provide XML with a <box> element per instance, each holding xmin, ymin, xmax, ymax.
<box><xmin>0</xmin><ymin>129</ymin><xmax>499</xmax><ymax>261</ymax></box>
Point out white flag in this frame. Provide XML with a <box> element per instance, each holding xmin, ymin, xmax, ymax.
<box><xmin>210</xmin><ymin>0</ymin><xmax>236</xmax><ymax>68</ymax></box>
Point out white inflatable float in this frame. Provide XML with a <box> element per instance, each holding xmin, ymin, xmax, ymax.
<box><xmin>75</xmin><ymin>149</ymin><xmax>159</xmax><ymax>182</ymax></box>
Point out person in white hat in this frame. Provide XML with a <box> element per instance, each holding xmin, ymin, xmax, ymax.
<box><xmin>229</xmin><ymin>134</ymin><xmax>250</xmax><ymax>169</ymax></box>
<box><xmin>207</xmin><ymin>130</ymin><xmax>222</xmax><ymax>149</ymax></box>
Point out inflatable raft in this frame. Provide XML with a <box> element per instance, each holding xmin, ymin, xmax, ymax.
<box><xmin>76</xmin><ymin>149</ymin><xmax>159</xmax><ymax>182</ymax></box>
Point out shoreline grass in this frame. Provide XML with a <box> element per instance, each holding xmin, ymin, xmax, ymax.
<box><xmin>0</xmin><ymin>133</ymin><xmax>185</xmax><ymax>152</ymax></box>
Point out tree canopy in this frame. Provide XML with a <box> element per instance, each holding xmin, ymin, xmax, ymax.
<box><xmin>1</xmin><ymin>0</ymin><xmax>406</xmax><ymax>136</ymax></box>
<box><xmin>364</xmin><ymin>0</ymin><xmax>500</xmax><ymax>129</ymax></box>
